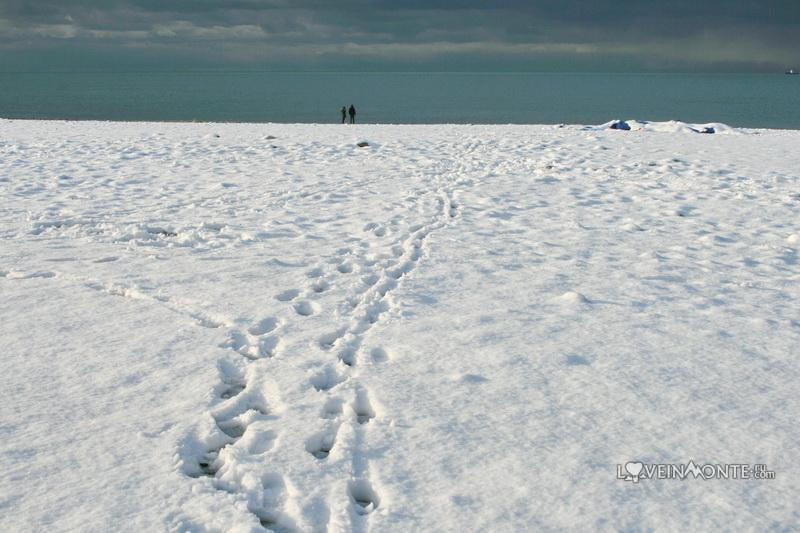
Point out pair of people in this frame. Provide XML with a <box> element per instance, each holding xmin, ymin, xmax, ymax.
<box><xmin>341</xmin><ymin>105</ymin><xmax>356</xmax><ymax>124</ymax></box>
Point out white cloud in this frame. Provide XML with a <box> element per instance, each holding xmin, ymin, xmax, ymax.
<box><xmin>151</xmin><ymin>21</ymin><xmax>267</xmax><ymax>40</ymax></box>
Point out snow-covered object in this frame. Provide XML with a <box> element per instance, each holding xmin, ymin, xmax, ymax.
<box><xmin>598</xmin><ymin>119</ymin><xmax>739</xmax><ymax>134</ymax></box>
<box><xmin>1</xmin><ymin>120</ymin><xmax>798</xmax><ymax>531</ymax></box>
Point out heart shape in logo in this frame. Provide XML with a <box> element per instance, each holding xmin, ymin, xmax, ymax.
<box><xmin>626</xmin><ymin>462</ymin><xmax>644</xmax><ymax>477</ymax></box>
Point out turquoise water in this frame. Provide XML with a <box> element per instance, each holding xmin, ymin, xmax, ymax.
<box><xmin>1</xmin><ymin>71</ymin><xmax>798</xmax><ymax>128</ymax></box>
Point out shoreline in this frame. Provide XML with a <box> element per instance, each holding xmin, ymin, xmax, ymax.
<box><xmin>2</xmin><ymin>116</ymin><xmax>794</xmax><ymax>133</ymax></box>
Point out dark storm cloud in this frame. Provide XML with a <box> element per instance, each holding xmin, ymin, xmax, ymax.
<box><xmin>0</xmin><ymin>1</ymin><xmax>798</xmax><ymax>70</ymax></box>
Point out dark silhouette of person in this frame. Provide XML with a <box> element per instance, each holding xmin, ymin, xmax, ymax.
<box><xmin>341</xmin><ymin>106</ymin><xmax>347</xmax><ymax>124</ymax></box>
<box><xmin>348</xmin><ymin>105</ymin><xmax>356</xmax><ymax>124</ymax></box>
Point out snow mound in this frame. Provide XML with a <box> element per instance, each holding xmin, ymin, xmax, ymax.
<box><xmin>556</xmin><ymin>290</ymin><xmax>590</xmax><ymax>305</ymax></box>
<box><xmin>595</xmin><ymin>119</ymin><xmax>739</xmax><ymax>134</ymax></box>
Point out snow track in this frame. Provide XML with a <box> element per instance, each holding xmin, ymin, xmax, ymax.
<box><xmin>2</xmin><ymin>121</ymin><xmax>798</xmax><ymax>532</ymax></box>
<box><xmin>174</xmin><ymin>143</ymin><xmax>465</xmax><ymax>531</ymax></box>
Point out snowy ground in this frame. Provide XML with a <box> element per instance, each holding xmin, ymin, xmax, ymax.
<box><xmin>1</xmin><ymin>120</ymin><xmax>798</xmax><ymax>532</ymax></box>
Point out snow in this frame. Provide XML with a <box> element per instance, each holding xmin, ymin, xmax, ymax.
<box><xmin>596</xmin><ymin>119</ymin><xmax>739</xmax><ymax>134</ymax></box>
<box><xmin>1</xmin><ymin>119</ymin><xmax>799</xmax><ymax>531</ymax></box>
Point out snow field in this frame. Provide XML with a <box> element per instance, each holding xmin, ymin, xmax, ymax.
<box><xmin>1</xmin><ymin>120</ymin><xmax>798</xmax><ymax>531</ymax></box>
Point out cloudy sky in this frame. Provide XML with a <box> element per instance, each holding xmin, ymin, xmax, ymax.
<box><xmin>1</xmin><ymin>1</ymin><xmax>798</xmax><ymax>71</ymax></box>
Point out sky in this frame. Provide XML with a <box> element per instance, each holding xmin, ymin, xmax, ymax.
<box><xmin>0</xmin><ymin>1</ymin><xmax>798</xmax><ymax>72</ymax></box>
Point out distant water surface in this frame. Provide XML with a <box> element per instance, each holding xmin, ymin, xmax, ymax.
<box><xmin>0</xmin><ymin>71</ymin><xmax>798</xmax><ymax>128</ymax></box>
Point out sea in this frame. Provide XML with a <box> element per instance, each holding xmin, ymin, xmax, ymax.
<box><xmin>1</xmin><ymin>71</ymin><xmax>798</xmax><ymax>129</ymax></box>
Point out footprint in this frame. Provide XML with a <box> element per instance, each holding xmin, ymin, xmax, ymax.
<box><xmin>293</xmin><ymin>300</ymin><xmax>319</xmax><ymax>317</ymax></box>
<box><xmin>215</xmin><ymin>408</ymin><xmax>266</xmax><ymax>440</ymax></box>
<box><xmin>220</xmin><ymin>383</ymin><xmax>245</xmax><ymax>399</ymax></box>
<box><xmin>376</xmin><ymin>279</ymin><xmax>397</xmax><ymax>297</ymax></box>
<box><xmin>389</xmin><ymin>260</ymin><xmax>414</xmax><ymax>280</ymax></box>
<box><xmin>275</xmin><ymin>289</ymin><xmax>300</xmax><ymax>302</ymax></box>
<box><xmin>337</xmin><ymin>262</ymin><xmax>354</xmax><ymax>274</ymax></box>
<box><xmin>217</xmin><ymin>360</ymin><xmax>247</xmax><ymax>398</ymax></box>
<box><xmin>309</xmin><ymin>366</ymin><xmax>346</xmax><ymax>392</ymax></box>
<box><xmin>310</xmin><ymin>279</ymin><xmax>329</xmax><ymax>293</ymax></box>
<box><xmin>225</xmin><ymin>331</ymin><xmax>254</xmax><ymax>357</ymax></box>
<box><xmin>189</xmin><ymin>446</ymin><xmax>224</xmax><ymax>478</ymax></box>
<box><xmin>244</xmin><ymin>429</ymin><xmax>277</xmax><ymax>455</ymax></box>
<box><xmin>15</xmin><ymin>270</ymin><xmax>57</xmax><ymax>279</ymax></box>
<box><xmin>353</xmin><ymin>389</ymin><xmax>376</xmax><ymax>424</ymax></box>
<box><xmin>306</xmin><ymin>267</ymin><xmax>324</xmax><ymax>278</ymax></box>
<box><xmin>338</xmin><ymin>347</ymin><xmax>357</xmax><ymax>367</ymax></box>
<box><xmin>363</xmin><ymin>222</ymin><xmax>387</xmax><ymax>237</ymax></box>
<box><xmin>251</xmin><ymin>474</ymin><xmax>297</xmax><ymax>532</ymax></box>
<box><xmin>196</xmin><ymin>454</ymin><xmax>220</xmax><ymax>478</ymax></box>
<box><xmin>370</xmin><ymin>347</ymin><xmax>389</xmax><ymax>363</ymax></box>
<box><xmin>449</xmin><ymin>200</ymin><xmax>459</xmax><ymax>217</ymax></box>
<box><xmin>216</xmin><ymin>418</ymin><xmax>247</xmax><ymax>439</ymax></box>
<box><xmin>196</xmin><ymin>315</ymin><xmax>226</xmax><ymax>329</ymax></box>
<box><xmin>257</xmin><ymin>335</ymin><xmax>281</xmax><ymax>358</ymax></box>
<box><xmin>348</xmin><ymin>480</ymin><xmax>381</xmax><ymax>515</ymax></box>
<box><xmin>318</xmin><ymin>328</ymin><xmax>346</xmax><ymax>350</ymax></box>
<box><xmin>305</xmin><ymin>425</ymin><xmax>340</xmax><ymax>459</ymax></box>
<box><xmin>321</xmin><ymin>398</ymin><xmax>344</xmax><ymax>419</ymax></box>
<box><xmin>248</xmin><ymin>317</ymin><xmax>279</xmax><ymax>336</ymax></box>
<box><xmin>226</xmin><ymin>331</ymin><xmax>279</xmax><ymax>359</ymax></box>
<box><xmin>364</xmin><ymin>300</ymin><xmax>389</xmax><ymax>325</ymax></box>
<box><xmin>361</xmin><ymin>273</ymin><xmax>379</xmax><ymax>287</ymax></box>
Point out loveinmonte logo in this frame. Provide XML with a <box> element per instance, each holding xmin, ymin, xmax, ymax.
<box><xmin>617</xmin><ymin>461</ymin><xmax>775</xmax><ymax>482</ymax></box>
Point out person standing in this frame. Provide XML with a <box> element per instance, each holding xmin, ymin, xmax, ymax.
<box><xmin>340</xmin><ymin>106</ymin><xmax>347</xmax><ymax>124</ymax></box>
<box><xmin>348</xmin><ymin>104</ymin><xmax>356</xmax><ymax>124</ymax></box>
